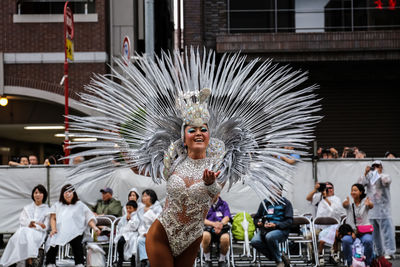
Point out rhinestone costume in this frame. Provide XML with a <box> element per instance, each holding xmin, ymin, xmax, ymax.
<box><xmin>158</xmin><ymin>156</ymin><xmax>221</xmax><ymax>257</ymax></box>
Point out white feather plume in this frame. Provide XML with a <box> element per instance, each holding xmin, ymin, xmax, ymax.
<box><xmin>67</xmin><ymin>47</ymin><xmax>321</xmax><ymax>202</ymax></box>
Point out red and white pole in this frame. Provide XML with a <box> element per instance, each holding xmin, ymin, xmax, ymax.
<box><xmin>63</xmin><ymin>1</ymin><xmax>74</xmax><ymax>164</ymax></box>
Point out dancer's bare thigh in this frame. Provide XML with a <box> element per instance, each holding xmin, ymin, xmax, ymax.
<box><xmin>146</xmin><ymin>219</ymin><xmax>202</xmax><ymax>267</ymax></box>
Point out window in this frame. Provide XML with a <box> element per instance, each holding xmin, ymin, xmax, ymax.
<box><xmin>227</xmin><ymin>0</ymin><xmax>400</xmax><ymax>33</ymax></box>
<box><xmin>228</xmin><ymin>0</ymin><xmax>295</xmax><ymax>33</ymax></box>
<box><xmin>17</xmin><ymin>0</ymin><xmax>96</xmax><ymax>15</ymax></box>
<box><xmin>325</xmin><ymin>0</ymin><xmax>400</xmax><ymax>31</ymax></box>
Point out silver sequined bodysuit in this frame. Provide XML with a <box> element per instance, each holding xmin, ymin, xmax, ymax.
<box><xmin>158</xmin><ymin>156</ymin><xmax>221</xmax><ymax>257</ymax></box>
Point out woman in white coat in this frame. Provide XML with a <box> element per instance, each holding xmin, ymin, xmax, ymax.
<box><xmin>45</xmin><ymin>184</ymin><xmax>101</xmax><ymax>267</ymax></box>
<box><xmin>122</xmin><ymin>188</ymin><xmax>144</xmax><ymax>216</ymax></box>
<box><xmin>0</xmin><ymin>184</ymin><xmax>50</xmax><ymax>267</ymax></box>
<box><xmin>137</xmin><ymin>189</ymin><xmax>162</xmax><ymax>267</ymax></box>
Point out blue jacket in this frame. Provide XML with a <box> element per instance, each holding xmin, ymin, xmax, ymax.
<box><xmin>253</xmin><ymin>197</ymin><xmax>293</xmax><ymax>234</ymax></box>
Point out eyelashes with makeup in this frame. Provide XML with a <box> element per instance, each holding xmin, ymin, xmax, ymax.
<box><xmin>187</xmin><ymin>127</ymin><xmax>208</xmax><ymax>133</ymax></box>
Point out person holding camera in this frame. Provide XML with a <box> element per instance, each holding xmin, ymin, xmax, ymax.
<box><xmin>358</xmin><ymin>160</ymin><xmax>396</xmax><ymax>260</ymax></box>
<box><xmin>306</xmin><ymin>182</ymin><xmax>344</xmax><ymax>264</ymax></box>
<box><xmin>201</xmin><ymin>193</ymin><xmax>231</xmax><ymax>267</ymax></box>
<box><xmin>251</xmin><ymin>185</ymin><xmax>293</xmax><ymax>267</ymax></box>
<box><xmin>306</xmin><ymin>182</ymin><xmax>339</xmax><ymax>218</ymax></box>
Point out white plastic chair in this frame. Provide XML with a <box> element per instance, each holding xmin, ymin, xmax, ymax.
<box><xmin>312</xmin><ymin>216</ymin><xmax>340</xmax><ymax>266</ymax></box>
<box><xmin>90</xmin><ymin>216</ymin><xmax>114</xmax><ymax>267</ymax></box>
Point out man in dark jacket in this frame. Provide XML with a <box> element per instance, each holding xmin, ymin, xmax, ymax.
<box><xmin>251</xmin><ymin>185</ymin><xmax>293</xmax><ymax>267</ymax></box>
<box><xmin>92</xmin><ymin>187</ymin><xmax>122</xmax><ymax>217</ymax></box>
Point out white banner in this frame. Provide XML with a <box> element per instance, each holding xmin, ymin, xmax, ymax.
<box><xmin>0</xmin><ymin>160</ymin><xmax>399</xmax><ymax>233</ymax></box>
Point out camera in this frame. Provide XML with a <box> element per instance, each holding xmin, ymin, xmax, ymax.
<box><xmin>321</xmin><ymin>148</ymin><xmax>331</xmax><ymax>154</ymax></box>
<box><xmin>317</xmin><ymin>183</ymin><xmax>326</xmax><ymax>192</ymax></box>
<box><xmin>369</xmin><ymin>166</ymin><xmax>375</xmax><ymax>171</ymax></box>
<box><xmin>343</xmin><ymin>147</ymin><xmax>356</xmax><ymax>158</ymax></box>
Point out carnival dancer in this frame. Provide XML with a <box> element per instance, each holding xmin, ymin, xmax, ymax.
<box><xmin>0</xmin><ymin>185</ymin><xmax>49</xmax><ymax>267</ymax></box>
<box><xmin>45</xmin><ymin>184</ymin><xmax>101</xmax><ymax>267</ymax></box>
<box><xmin>66</xmin><ymin>48</ymin><xmax>321</xmax><ymax>266</ymax></box>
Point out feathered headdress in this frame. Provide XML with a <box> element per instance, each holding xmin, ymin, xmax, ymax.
<box><xmin>67</xmin><ymin>48</ymin><xmax>321</xmax><ymax>202</ymax></box>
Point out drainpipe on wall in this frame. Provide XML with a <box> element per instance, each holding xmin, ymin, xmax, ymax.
<box><xmin>145</xmin><ymin>0</ymin><xmax>154</xmax><ymax>58</ymax></box>
<box><xmin>0</xmin><ymin>52</ymin><xmax>4</xmax><ymax>96</ymax></box>
<box><xmin>312</xmin><ymin>140</ymin><xmax>318</xmax><ymax>183</ymax></box>
<box><xmin>109</xmin><ymin>0</ymin><xmax>114</xmax><ymax>68</ymax></box>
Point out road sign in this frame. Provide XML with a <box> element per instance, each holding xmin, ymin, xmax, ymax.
<box><xmin>122</xmin><ymin>36</ymin><xmax>131</xmax><ymax>65</ymax></box>
<box><xmin>66</xmin><ymin>38</ymin><xmax>74</xmax><ymax>61</ymax></box>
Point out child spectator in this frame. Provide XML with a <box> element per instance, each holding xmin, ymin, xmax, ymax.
<box><xmin>115</xmin><ymin>200</ymin><xmax>140</xmax><ymax>267</ymax></box>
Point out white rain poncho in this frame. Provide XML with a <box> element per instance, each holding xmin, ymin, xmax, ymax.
<box><xmin>358</xmin><ymin>171</ymin><xmax>392</xmax><ymax>219</ymax></box>
<box><xmin>122</xmin><ymin>187</ymin><xmax>144</xmax><ymax>216</ymax></box>
<box><xmin>315</xmin><ymin>195</ymin><xmax>345</xmax><ymax>223</ymax></box>
<box><xmin>0</xmin><ymin>203</ymin><xmax>49</xmax><ymax>267</ymax></box>
<box><xmin>114</xmin><ymin>211</ymin><xmax>140</xmax><ymax>260</ymax></box>
<box><xmin>137</xmin><ymin>200</ymin><xmax>162</xmax><ymax>236</ymax></box>
<box><xmin>45</xmin><ymin>201</ymin><xmax>96</xmax><ymax>251</ymax></box>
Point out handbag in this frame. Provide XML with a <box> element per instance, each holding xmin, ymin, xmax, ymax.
<box><xmin>356</xmin><ymin>224</ymin><xmax>373</xmax><ymax>234</ymax></box>
<box><xmin>352</xmin><ymin>203</ymin><xmax>373</xmax><ymax>235</ymax></box>
<box><xmin>371</xmin><ymin>256</ymin><xmax>392</xmax><ymax>267</ymax></box>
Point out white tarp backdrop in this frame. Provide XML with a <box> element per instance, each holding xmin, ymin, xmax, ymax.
<box><xmin>0</xmin><ymin>160</ymin><xmax>399</xmax><ymax>233</ymax></box>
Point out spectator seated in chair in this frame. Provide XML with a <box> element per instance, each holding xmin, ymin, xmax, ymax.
<box><xmin>0</xmin><ymin>185</ymin><xmax>49</xmax><ymax>267</ymax></box>
<box><xmin>137</xmin><ymin>189</ymin><xmax>162</xmax><ymax>267</ymax></box>
<box><xmin>45</xmin><ymin>184</ymin><xmax>101</xmax><ymax>267</ymax></box>
<box><xmin>251</xmin><ymin>184</ymin><xmax>292</xmax><ymax>267</ymax></box>
<box><xmin>91</xmin><ymin>187</ymin><xmax>123</xmax><ymax>218</ymax></box>
<box><xmin>310</xmin><ymin>182</ymin><xmax>345</xmax><ymax>265</ymax></box>
<box><xmin>202</xmin><ymin>193</ymin><xmax>232</xmax><ymax>267</ymax></box>
<box><xmin>115</xmin><ymin>200</ymin><xmax>140</xmax><ymax>267</ymax></box>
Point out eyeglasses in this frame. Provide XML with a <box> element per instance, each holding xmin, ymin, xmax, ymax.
<box><xmin>326</xmin><ymin>187</ymin><xmax>333</xmax><ymax>190</ymax></box>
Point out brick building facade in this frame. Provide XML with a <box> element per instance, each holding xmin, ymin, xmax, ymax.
<box><xmin>0</xmin><ymin>0</ymin><xmax>108</xmax><ymax>101</ymax></box>
<box><xmin>0</xmin><ymin>0</ymin><xmax>108</xmax><ymax>163</ymax></box>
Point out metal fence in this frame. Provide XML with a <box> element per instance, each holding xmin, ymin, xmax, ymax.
<box><xmin>0</xmin><ymin>159</ymin><xmax>399</xmax><ymax>233</ymax></box>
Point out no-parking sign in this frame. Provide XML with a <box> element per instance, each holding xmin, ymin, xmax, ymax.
<box><xmin>122</xmin><ymin>36</ymin><xmax>131</xmax><ymax>65</ymax></box>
